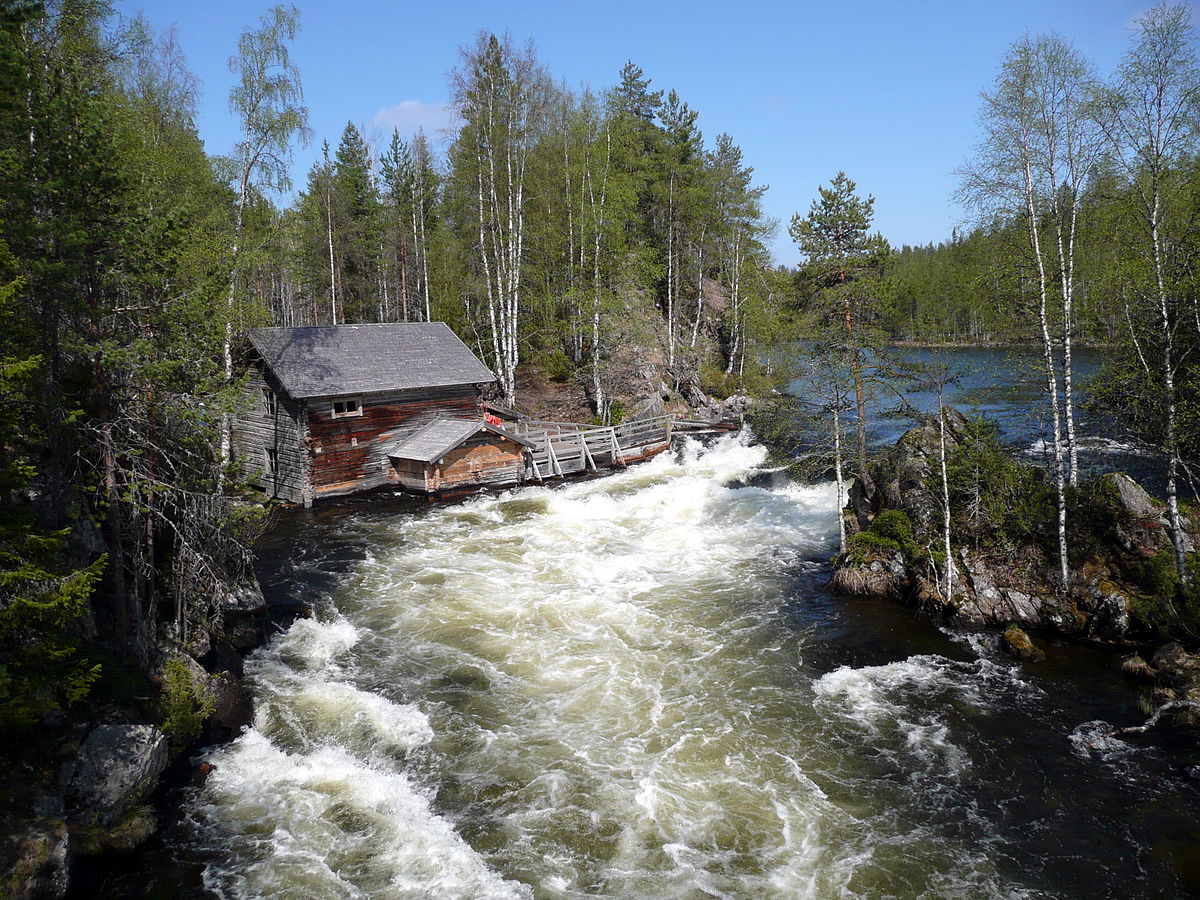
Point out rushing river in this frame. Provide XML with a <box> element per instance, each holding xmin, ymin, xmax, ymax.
<box><xmin>75</xmin><ymin>347</ymin><xmax>1200</xmax><ymax>898</ymax></box>
<box><xmin>159</xmin><ymin>430</ymin><xmax>1200</xmax><ymax>900</ymax></box>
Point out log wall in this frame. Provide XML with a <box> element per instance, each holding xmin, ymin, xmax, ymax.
<box><xmin>233</xmin><ymin>365</ymin><xmax>308</xmax><ymax>504</ymax></box>
<box><xmin>306</xmin><ymin>385</ymin><xmax>481</xmax><ymax>499</ymax></box>
<box><xmin>430</xmin><ymin>434</ymin><xmax>525</xmax><ymax>492</ymax></box>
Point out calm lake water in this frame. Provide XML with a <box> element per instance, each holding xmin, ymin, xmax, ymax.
<box><xmin>788</xmin><ymin>345</ymin><xmax>1167</xmax><ymax>490</ymax></box>
<box><xmin>77</xmin><ymin>349</ymin><xmax>1200</xmax><ymax>899</ymax></box>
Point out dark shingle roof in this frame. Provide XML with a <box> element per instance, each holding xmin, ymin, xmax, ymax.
<box><xmin>386</xmin><ymin>418</ymin><xmax>532</xmax><ymax>464</ymax></box>
<box><xmin>248</xmin><ymin>323</ymin><xmax>495</xmax><ymax>399</ymax></box>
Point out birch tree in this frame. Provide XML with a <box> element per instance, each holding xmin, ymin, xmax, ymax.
<box><xmin>451</xmin><ymin>32</ymin><xmax>552</xmax><ymax>406</ymax></box>
<box><xmin>221</xmin><ymin>5</ymin><xmax>308</xmax><ymax>480</ymax></box>
<box><xmin>1094</xmin><ymin>3</ymin><xmax>1199</xmax><ymax>585</ymax></box>
<box><xmin>1027</xmin><ymin>36</ymin><xmax>1103</xmax><ymax>487</ymax></box>
<box><xmin>961</xmin><ymin>40</ymin><xmax>1072</xmax><ymax>589</ymax></box>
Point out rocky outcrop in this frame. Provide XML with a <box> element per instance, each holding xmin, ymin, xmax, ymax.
<box><xmin>845</xmin><ymin>407</ymin><xmax>971</xmax><ymax>538</ymax></box>
<box><xmin>833</xmin><ymin>411</ymin><xmax>1196</xmax><ymax>649</ymax></box>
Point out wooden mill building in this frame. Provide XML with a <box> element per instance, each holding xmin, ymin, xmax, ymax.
<box><xmin>234</xmin><ymin>322</ymin><xmax>531</xmax><ymax>505</ymax></box>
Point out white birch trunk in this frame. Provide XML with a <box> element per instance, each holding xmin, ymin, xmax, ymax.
<box><xmin>1151</xmin><ymin>198</ymin><xmax>1190</xmax><ymax>584</ymax></box>
<box><xmin>939</xmin><ymin>402</ymin><xmax>955</xmax><ymax>600</ymax></box>
<box><xmin>1023</xmin><ymin>157</ymin><xmax>1071</xmax><ymax>588</ymax></box>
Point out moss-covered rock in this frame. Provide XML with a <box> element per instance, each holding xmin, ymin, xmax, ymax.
<box><xmin>73</xmin><ymin>805</ymin><xmax>157</xmax><ymax>856</ymax></box>
<box><xmin>1001</xmin><ymin>625</ymin><xmax>1046</xmax><ymax>662</ymax></box>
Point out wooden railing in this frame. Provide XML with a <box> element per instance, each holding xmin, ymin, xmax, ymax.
<box><xmin>514</xmin><ymin>413</ymin><xmax>678</xmax><ymax>480</ymax></box>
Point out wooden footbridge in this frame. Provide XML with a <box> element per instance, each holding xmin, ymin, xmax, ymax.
<box><xmin>511</xmin><ymin>413</ymin><xmax>736</xmax><ymax>482</ymax></box>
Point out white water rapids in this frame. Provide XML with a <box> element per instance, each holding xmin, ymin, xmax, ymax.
<box><xmin>185</xmin><ymin>433</ymin><xmax>1123</xmax><ymax>898</ymax></box>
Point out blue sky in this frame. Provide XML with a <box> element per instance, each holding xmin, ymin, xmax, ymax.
<box><xmin>115</xmin><ymin>0</ymin><xmax>1168</xmax><ymax>265</ymax></box>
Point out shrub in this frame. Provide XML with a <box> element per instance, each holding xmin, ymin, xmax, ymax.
<box><xmin>845</xmin><ymin>510</ymin><xmax>922</xmax><ymax>565</ymax></box>
<box><xmin>537</xmin><ymin>348</ymin><xmax>574</xmax><ymax>383</ymax></box>
<box><xmin>871</xmin><ymin>509</ymin><xmax>916</xmax><ymax>548</ymax></box>
<box><xmin>159</xmin><ymin>656</ymin><xmax>214</xmax><ymax>747</ymax></box>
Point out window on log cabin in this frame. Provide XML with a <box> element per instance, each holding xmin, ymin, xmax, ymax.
<box><xmin>262</xmin><ymin>386</ymin><xmax>277</xmax><ymax>417</ymax></box>
<box><xmin>264</xmin><ymin>447</ymin><xmax>277</xmax><ymax>477</ymax></box>
<box><xmin>332</xmin><ymin>398</ymin><xmax>363</xmax><ymax>419</ymax></box>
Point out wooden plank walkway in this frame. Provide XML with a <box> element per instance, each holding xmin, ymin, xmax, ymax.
<box><xmin>513</xmin><ymin>413</ymin><xmax>737</xmax><ymax>482</ymax></box>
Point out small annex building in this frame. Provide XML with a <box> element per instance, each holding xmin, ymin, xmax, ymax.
<box><xmin>234</xmin><ymin>322</ymin><xmax>529</xmax><ymax>505</ymax></box>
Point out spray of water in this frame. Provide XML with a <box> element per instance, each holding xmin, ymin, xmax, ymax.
<box><xmin>189</xmin><ymin>433</ymin><xmax>1047</xmax><ymax>898</ymax></box>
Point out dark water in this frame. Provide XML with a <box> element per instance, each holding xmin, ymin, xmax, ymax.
<box><xmin>73</xmin><ymin>350</ymin><xmax>1200</xmax><ymax>899</ymax></box>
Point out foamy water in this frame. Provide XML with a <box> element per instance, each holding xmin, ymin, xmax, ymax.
<box><xmin>185</xmin><ymin>432</ymin><xmax>1197</xmax><ymax>898</ymax></box>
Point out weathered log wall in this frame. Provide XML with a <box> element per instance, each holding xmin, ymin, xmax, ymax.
<box><xmin>431</xmin><ymin>434</ymin><xmax>525</xmax><ymax>492</ymax></box>
<box><xmin>307</xmin><ymin>385</ymin><xmax>480</xmax><ymax>499</ymax></box>
<box><xmin>233</xmin><ymin>366</ymin><xmax>308</xmax><ymax>504</ymax></box>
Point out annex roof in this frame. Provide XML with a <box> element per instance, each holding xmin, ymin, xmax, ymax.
<box><xmin>386</xmin><ymin>417</ymin><xmax>533</xmax><ymax>464</ymax></box>
<box><xmin>247</xmin><ymin>323</ymin><xmax>495</xmax><ymax>399</ymax></box>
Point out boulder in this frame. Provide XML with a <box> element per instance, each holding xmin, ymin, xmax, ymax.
<box><xmin>209</xmin><ymin>671</ymin><xmax>253</xmax><ymax>732</ymax></box>
<box><xmin>221</xmin><ymin>579</ymin><xmax>268</xmax><ymax>652</ymax></box>
<box><xmin>73</xmin><ymin>806</ymin><xmax>158</xmax><ymax>857</ymax></box>
<box><xmin>1104</xmin><ymin>472</ymin><xmax>1160</xmax><ymax>521</ymax></box>
<box><xmin>66</xmin><ymin>725</ymin><xmax>168</xmax><ymax>828</ymax></box>
<box><xmin>1001</xmin><ymin>625</ymin><xmax>1046</xmax><ymax>662</ymax></box>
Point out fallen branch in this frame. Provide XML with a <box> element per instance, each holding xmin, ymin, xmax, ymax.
<box><xmin>1117</xmin><ymin>700</ymin><xmax>1200</xmax><ymax>735</ymax></box>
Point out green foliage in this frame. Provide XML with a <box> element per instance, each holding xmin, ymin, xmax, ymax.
<box><xmin>158</xmin><ymin>655</ymin><xmax>214</xmax><ymax>747</ymax></box>
<box><xmin>846</xmin><ymin>530</ymin><xmax>901</xmax><ymax>563</ymax></box>
<box><xmin>871</xmin><ymin>509</ymin><xmax>917</xmax><ymax>550</ymax></box>
<box><xmin>0</xmin><ymin>535</ymin><xmax>106</xmax><ymax>731</ymax></box>
<box><xmin>944</xmin><ymin>418</ymin><xmax>1056</xmax><ymax>549</ymax></box>
<box><xmin>0</xmin><ymin>258</ymin><xmax>106</xmax><ymax>730</ymax></box>
<box><xmin>845</xmin><ymin>509</ymin><xmax>921</xmax><ymax>565</ymax></box>
<box><xmin>537</xmin><ymin>348</ymin><xmax>575</xmax><ymax>383</ymax></box>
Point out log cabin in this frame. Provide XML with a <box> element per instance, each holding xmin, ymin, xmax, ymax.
<box><xmin>234</xmin><ymin>322</ymin><xmax>530</xmax><ymax>505</ymax></box>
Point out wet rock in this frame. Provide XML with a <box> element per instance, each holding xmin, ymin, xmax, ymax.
<box><xmin>221</xmin><ymin>579</ymin><xmax>267</xmax><ymax>651</ymax></box>
<box><xmin>66</xmin><ymin>725</ymin><xmax>168</xmax><ymax>828</ymax></box>
<box><xmin>192</xmin><ymin>762</ymin><xmax>215</xmax><ymax>787</ymax></box>
<box><xmin>1001</xmin><ymin>625</ymin><xmax>1046</xmax><ymax>662</ymax></box>
<box><xmin>73</xmin><ymin>806</ymin><xmax>157</xmax><ymax>857</ymax></box>
<box><xmin>830</xmin><ymin>549</ymin><xmax>907</xmax><ymax>597</ymax></box>
<box><xmin>209</xmin><ymin>671</ymin><xmax>253</xmax><ymax>732</ymax></box>
<box><xmin>0</xmin><ymin>819</ymin><xmax>69</xmax><ymax>899</ymax></box>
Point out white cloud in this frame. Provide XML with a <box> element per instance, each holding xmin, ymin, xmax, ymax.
<box><xmin>371</xmin><ymin>100</ymin><xmax>460</xmax><ymax>137</ymax></box>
